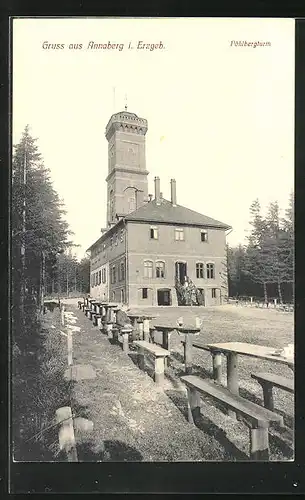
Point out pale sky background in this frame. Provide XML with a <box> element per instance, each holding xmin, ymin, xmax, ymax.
<box><xmin>13</xmin><ymin>18</ymin><xmax>295</xmax><ymax>260</ymax></box>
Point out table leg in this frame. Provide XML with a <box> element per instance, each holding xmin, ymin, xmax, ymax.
<box><xmin>185</xmin><ymin>334</ymin><xmax>193</xmax><ymax>375</ymax></box>
<box><xmin>143</xmin><ymin>319</ymin><xmax>150</xmax><ymax>342</ymax></box>
<box><xmin>226</xmin><ymin>352</ymin><xmax>239</xmax><ymax>419</ymax></box>
<box><xmin>138</xmin><ymin>321</ymin><xmax>144</xmax><ymax>340</ymax></box>
<box><xmin>212</xmin><ymin>351</ymin><xmax>222</xmax><ymax>383</ymax></box>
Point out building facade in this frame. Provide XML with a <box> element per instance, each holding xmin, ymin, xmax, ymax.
<box><xmin>88</xmin><ymin>110</ymin><xmax>231</xmax><ymax>307</ymax></box>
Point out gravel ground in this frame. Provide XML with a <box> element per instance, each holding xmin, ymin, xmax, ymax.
<box><xmin>63</xmin><ymin>301</ymin><xmax>294</xmax><ymax>462</ymax></box>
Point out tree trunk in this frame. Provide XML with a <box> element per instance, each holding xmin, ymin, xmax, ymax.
<box><xmin>263</xmin><ymin>282</ymin><xmax>268</xmax><ymax>304</ymax></box>
<box><xmin>277</xmin><ymin>279</ymin><xmax>283</xmax><ymax>304</ymax></box>
<box><xmin>66</xmin><ymin>271</ymin><xmax>69</xmax><ymax>298</ymax></box>
<box><xmin>38</xmin><ymin>251</ymin><xmax>45</xmax><ymax>315</ymax></box>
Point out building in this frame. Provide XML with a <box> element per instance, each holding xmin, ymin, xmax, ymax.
<box><xmin>87</xmin><ymin>109</ymin><xmax>232</xmax><ymax>307</ymax></box>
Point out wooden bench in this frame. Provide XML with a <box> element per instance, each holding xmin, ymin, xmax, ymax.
<box><xmin>84</xmin><ymin>307</ymin><xmax>91</xmax><ymax>317</ymax></box>
<box><xmin>92</xmin><ymin>313</ymin><xmax>102</xmax><ymax>327</ymax></box>
<box><xmin>112</xmin><ymin>325</ymin><xmax>134</xmax><ymax>353</ymax></box>
<box><xmin>181</xmin><ymin>375</ymin><xmax>283</xmax><ymax>460</ymax></box>
<box><xmin>251</xmin><ymin>372</ymin><xmax>294</xmax><ymax>411</ymax></box>
<box><xmin>133</xmin><ymin>340</ymin><xmax>170</xmax><ymax>386</ymax></box>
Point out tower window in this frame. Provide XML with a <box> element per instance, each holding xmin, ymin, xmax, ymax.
<box><xmin>111</xmin><ymin>265</ymin><xmax>116</xmax><ymax>284</ymax></box>
<box><xmin>102</xmin><ymin>268</ymin><xmax>107</xmax><ymax>283</ymax></box>
<box><xmin>156</xmin><ymin>261</ymin><xmax>165</xmax><ymax>278</ymax></box>
<box><xmin>196</xmin><ymin>263</ymin><xmax>204</xmax><ymax>279</ymax></box>
<box><xmin>120</xmin><ymin>262</ymin><xmax>125</xmax><ymax>281</ymax></box>
<box><xmin>150</xmin><ymin>226</ymin><xmax>159</xmax><ymax>239</ymax></box>
<box><xmin>142</xmin><ymin>288</ymin><xmax>148</xmax><ymax>299</ymax></box>
<box><xmin>174</xmin><ymin>227</ymin><xmax>184</xmax><ymax>241</ymax></box>
<box><xmin>201</xmin><ymin>230</ymin><xmax>208</xmax><ymax>242</ymax></box>
<box><xmin>144</xmin><ymin>260</ymin><xmax>153</xmax><ymax>278</ymax></box>
<box><xmin>207</xmin><ymin>263</ymin><xmax>215</xmax><ymax>279</ymax></box>
<box><xmin>212</xmin><ymin>288</ymin><xmax>217</xmax><ymax>298</ymax></box>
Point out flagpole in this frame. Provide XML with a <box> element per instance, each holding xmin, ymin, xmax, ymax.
<box><xmin>113</xmin><ymin>87</ymin><xmax>116</xmax><ymax>113</ymax></box>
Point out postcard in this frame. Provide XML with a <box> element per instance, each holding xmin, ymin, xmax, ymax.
<box><xmin>11</xmin><ymin>17</ymin><xmax>294</xmax><ymax>474</ymax></box>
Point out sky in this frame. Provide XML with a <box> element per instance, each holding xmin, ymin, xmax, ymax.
<box><xmin>13</xmin><ymin>18</ymin><xmax>295</xmax><ymax>260</ymax></box>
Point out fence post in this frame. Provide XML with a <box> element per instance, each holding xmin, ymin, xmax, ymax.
<box><xmin>55</xmin><ymin>406</ymin><xmax>78</xmax><ymax>462</ymax></box>
<box><xmin>61</xmin><ymin>303</ymin><xmax>65</xmax><ymax>326</ymax></box>
<box><xmin>67</xmin><ymin>330</ymin><xmax>73</xmax><ymax>366</ymax></box>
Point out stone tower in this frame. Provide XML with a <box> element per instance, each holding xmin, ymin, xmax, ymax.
<box><xmin>105</xmin><ymin>110</ymin><xmax>149</xmax><ymax>226</ymax></box>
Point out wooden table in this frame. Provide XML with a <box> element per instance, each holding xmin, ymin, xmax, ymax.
<box><xmin>205</xmin><ymin>342</ymin><xmax>294</xmax><ymax>397</ymax></box>
<box><xmin>176</xmin><ymin>326</ymin><xmax>201</xmax><ymax>374</ymax></box>
<box><xmin>127</xmin><ymin>313</ymin><xmax>156</xmax><ymax>341</ymax></box>
<box><xmin>152</xmin><ymin>324</ymin><xmax>200</xmax><ymax>372</ymax></box>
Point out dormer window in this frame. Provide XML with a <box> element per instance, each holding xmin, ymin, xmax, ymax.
<box><xmin>150</xmin><ymin>226</ymin><xmax>159</xmax><ymax>239</ymax></box>
<box><xmin>201</xmin><ymin>230</ymin><xmax>208</xmax><ymax>242</ymax></box>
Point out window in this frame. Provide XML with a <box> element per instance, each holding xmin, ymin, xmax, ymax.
<box><xmin>196</xmin><ymin>263</ymin><xmax>204</xmax><ymax>279</ymax></box>
<box><xmin>110</xmin><ymin>237</ymin><xmax>113</xmax><ymax>247</ymax></box>
<box><xmin>111</xmin><ymin>265</ymin><xmax>116</xmax><ymax>284</ymax></box>
<box><xmin>121</xmin><ymin>289</ymin><xmax>125</xmax><ymax>302</ymax></box>
<box><xmin>150</xmin><ymin>226</ymin><xmax>159</xmax><ymax>239</ymax></box>
<box><xmin>120</xmin><ymin>262</ymin><xmax>125</xmax><ymax>281</ymax></box>
<box><xmin>207</xmin><ymin>263</ymin><xmax>215</xmax><ymax>279</ymax></box>
<box><xmin>94</xmin><ymin>273</ymin><xmax>97</xmax><ymax>286</ymax></box>
<box><xmin>98</xmin><ymin>270</ymin><xmax>101</xmax><ymax>285</ymax></box>
<box><xmin>112</xmin><ymin>291</ymin><xmax>116</xmax><ymax>301</ymax></box>
<box><xmin>91</xmin><ymin>274</ymin><xmax>94</xmax><ymax>287</ymax></box>
<box><xmin>129</xmin><ymin>196</ymin><xmax>136</xmax><ymax>212</ymax></box>
<box><xmin>212</xmin><ymin>288</ymin><xmax>217</xmax><ymax>298</ymax></box>
<box><xmin>175</xmin><ymin>227</ymin><xmax>184</xmax><ymax>241</ymax></box>
<box><xmin>142</xmin><ymin>288</ymin><xmax>148</xmax><ymax>299</ymax></box>
<box><xmin>144</xmin><ymin>260</ymin><xmax>153</xmax><ymax>278</ymax></box>
<box><xmin>201</xmin><ymin>230</ymin><xmax>208</xmax><ymax>242</ymax></box>
<box><xmin>102</xmin><ymin>268</ymin><xmax>106</xmax><ymax>283</ymax></box>
<box><xmin>156</xmin><ymin>261</ymin><xmax>165</xmax><ymax>278</ymax></box>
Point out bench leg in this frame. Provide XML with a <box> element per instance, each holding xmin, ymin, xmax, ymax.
<box><xmin>154</xmin><ymin>357</ymin><xmax>165</xmax><ymax>386</ymax></box>
<box><xmin>186</xmin><ymin>388</ymin><xmax>201</xmax><ymax>425</ymax></box>
<box><xmin>106</xmin><ymin>324</ymin><xmax>113</xmax><ymax>340</ymax></box>
<box><xmin>138</xmin><ymin>347</ymin><xmax>145</xmax><ymax>371</ymax></box>
<box><xmin>212</xmin><ymin>351</ymin><xmax>222</xmax><ymax>383</ymax></box>
<box><xmin>261</xmin><ymin>382</ymin><xmax>274</xmax><ymax>411</ymax></box>
<box><xmin>122</xmin><ymin>333</ymin><xmax>129</xmax><ymax>353</ymax></box>
<box><xmin>249</xmin><ymin>427</ymin><xmax>269</xmax><ymax>461</ymax></box>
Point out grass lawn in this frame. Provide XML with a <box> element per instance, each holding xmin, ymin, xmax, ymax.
<box><xmin>64</xmin><ymin>301</ymin><xmax>294</xmax><ymax>462</ymax></box>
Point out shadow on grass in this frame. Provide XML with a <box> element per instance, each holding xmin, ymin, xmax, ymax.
<box><xmin>165</xmin><ymin>388</ymin><xmax>249</xmax><ymax>461</ymax></box>
<box><xmin>77</xmin><ymin>440</ymin><xmax>143</xmax><ymax>462</ymax></box>
<box><xmin>239</xmin><ymin>386</ymin><xmax>294</xmax><ymax>429</ymax></box>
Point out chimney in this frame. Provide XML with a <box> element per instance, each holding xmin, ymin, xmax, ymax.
<box><xmin>154</xmin><ymin>176</ymin><xmax>161</xmax><ymax>204</ymax></box>
<box><xmin>170</xmin><ymin>178</ymin><xmax>177</xmax><ymax>206</ymax></box>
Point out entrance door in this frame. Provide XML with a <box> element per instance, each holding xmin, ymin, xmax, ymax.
<box><xmin>175</xmin><ymin>262</ymin><xmax>187</xmax><ymax>284</ymax></box>
<box><xmin>157</xmin><ymin>289</ymin><xmax>171</xmax><ymax>306</ymax></box>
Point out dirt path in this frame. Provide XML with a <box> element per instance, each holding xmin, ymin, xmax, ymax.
<box><xmin>64</xmin><ymin>303</ymin><xmax>226</xmax><ymax>462</ymax></box>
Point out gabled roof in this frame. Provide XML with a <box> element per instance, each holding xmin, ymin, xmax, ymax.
<box><xmin>125</xmin><ymin>198</ymin><xmax>231</xmax><ymax>229</ymax></box>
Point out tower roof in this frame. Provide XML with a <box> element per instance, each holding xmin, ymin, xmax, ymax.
<box><xmin>105</xmin><ymin>111</ymin><xmax>148</xmax><ymax>140</ymax></box>
<box><xmin>125</xmin><ymin>198</ymin><xmax>231</xmax><ymax>229</ymax></box>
